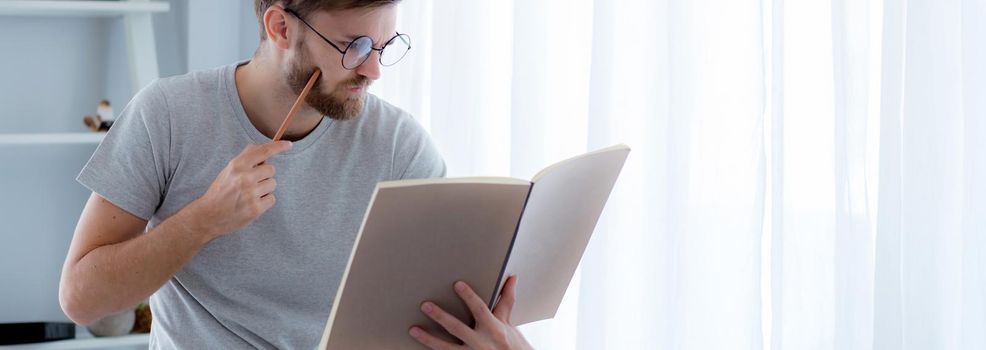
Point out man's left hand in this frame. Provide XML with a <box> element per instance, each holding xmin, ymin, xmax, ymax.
<box><xmin>409</xmin><ymin>275</ymin><xmax>533</xmax><ymax>350</ymax></box>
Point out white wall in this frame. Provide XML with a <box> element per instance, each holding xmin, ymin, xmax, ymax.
<box><xmin>187</xmin><ymin>0</ymin><xmax>258</xmax><ymax>71</ymax></box>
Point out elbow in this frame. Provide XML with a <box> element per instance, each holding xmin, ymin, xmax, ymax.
<box><xmin>59</xmin><ymin>274</ymin><xmax>98</xmax><ymax>325</ymax></box>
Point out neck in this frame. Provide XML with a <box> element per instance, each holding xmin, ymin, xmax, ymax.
<box><xmin>235</xmin><ymin>58</ymin><xmax>323</xmax><ymax>141</ymax></box>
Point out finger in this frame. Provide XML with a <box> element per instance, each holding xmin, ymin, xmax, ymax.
<box><xmin>420</xmin><ymin>301</ymin><xmax>479</xmax><ymax>345</ymax></box>
<box><xmin>454</xmin><ymin>281</ymin><xmax>497</xmax><ymax>325</ymax></box>
<box><xmin>250</xmin><ymin>164</ymin><xmax>276</xmax><ymax>182</ymax></box>
<box><xmin>254</xmin><ymin>178</ymin><xmax>277</xmax><ymax>198</ymax></box>
<box><xmin>408</xmin><ymin>326</ymin><xmax>462</xmax><ymax>350</ymax></box>
<box><xmin>238</xmin><ymin>141</ymin><xmax>292</xmax><ymax>167</ymax></box>
<box><xmin>492</xmin><ymin>275</ymin><xmax>517</xmax><ymax>323</ymax></box>
<box><xmin>257</xmin><ymin>193</ymin><xmax>276</xmax><ymax>212</ymax></box>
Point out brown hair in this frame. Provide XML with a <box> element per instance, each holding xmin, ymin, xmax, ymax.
<box><xmin>254</xmin><ymin>0</ymin><xmax>400</xmax><ymax>40</ymax></box>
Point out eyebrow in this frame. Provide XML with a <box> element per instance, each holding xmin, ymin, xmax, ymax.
<box><xmin>338</xmin><ymin>34</ymin><xmax>386</xmax><ymax>47</ymax></box>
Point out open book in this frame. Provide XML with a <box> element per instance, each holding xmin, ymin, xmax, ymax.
<box><xmin>318</xmin><ymin>144</ymin><xmax>631</xmax><ymax>349</ymax></box>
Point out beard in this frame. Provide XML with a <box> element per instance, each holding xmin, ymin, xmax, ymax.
<box><xmin>286</xmin><ymin>43</ymin><xmax>370</xmax><ymax>121</ymax></box>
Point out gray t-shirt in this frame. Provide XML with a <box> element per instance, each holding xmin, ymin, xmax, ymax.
<box><xmin>77</xmin><ymin>62</ymin><xmax>446</xmax><ymax>349</ymax></box>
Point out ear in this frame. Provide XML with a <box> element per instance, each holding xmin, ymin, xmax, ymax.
<box><xmin>263</xmin><ymin>6</ymin><xmax>295</xmax><ymax>51</ymax></box>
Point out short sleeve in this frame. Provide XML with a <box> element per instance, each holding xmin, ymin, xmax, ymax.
<box><xmin>394</xmin><ymin>116</ymin><xmax>446</xmax><ymax>180</ymax></box>
<box><xmin>77</xmin><ymin>81</ymin><xmax>172</xmax><ymax>221</ymax></box>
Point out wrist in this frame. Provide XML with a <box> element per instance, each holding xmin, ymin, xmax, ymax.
<box><xmin>174</xmin><ymin>199</ymin><xmax>223</xmax><ymax>245</ymax></box>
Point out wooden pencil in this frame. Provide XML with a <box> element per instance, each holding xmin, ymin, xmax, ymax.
<box><xmin>272</xmin><ymin>68</ymin><xmax>321</xmax><ymax>142</ymax></box>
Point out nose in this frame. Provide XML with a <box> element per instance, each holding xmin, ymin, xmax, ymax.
<box><xmin>355</xmin><ymin>50</ymin><xmax>382</xmax><ymax>80</ymax></box>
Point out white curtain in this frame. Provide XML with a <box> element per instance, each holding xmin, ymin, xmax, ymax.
<box><xmin>774</xmin><ymin>0</ymin><xmax>986</xmax><ymax>349</ymax></box>
<box><xmin>370</xmin><ymin>0</ymin><xmax>986</xmax><ymax>349</ymax></box>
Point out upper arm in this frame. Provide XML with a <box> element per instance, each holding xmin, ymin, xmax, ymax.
<box><xmin>76</xmin><ymin>80</ymin><xmax>171</xmax><ymax>221</ymax></box>
<box><xmin>64</xmin><ymin>192</ymin><xmax>148</xmax><ymax>267</ymax></box>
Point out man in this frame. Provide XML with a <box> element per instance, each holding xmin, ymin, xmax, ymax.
<box><xmin>59</xmin><ymin>1</ymin><xmax>533</xmax><ymax>349</ymax></box>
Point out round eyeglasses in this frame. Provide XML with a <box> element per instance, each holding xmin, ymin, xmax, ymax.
<box><xmin>285</xmin><ymin>8</ymin><xmax>411</xmax><ymax>70</ymax></box>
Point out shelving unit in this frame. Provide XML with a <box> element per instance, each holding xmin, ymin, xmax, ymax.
<box><xmin>0</xmin><ymin>1</ymin><xmax>169</xmax><ymax>17</ymax></box>
<box><xmin>0</xmin><ymin>0</ymin><xmax>167</xmax><ymax>143</ymax></box>
<box><xmin>0</xmin><ymin>133</ymin><xmax>105</xmax><ymax>145</ymax></box>
<box><xmin>0</xmin><ymin>1</ymin><xmax>169</xmax><ymax>342</ymax></box>
<box><xmin>0</xmin><ymin>0</ymin><xmax>168</xmax><ymax>95</ymax></box>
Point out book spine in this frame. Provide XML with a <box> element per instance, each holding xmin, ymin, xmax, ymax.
<box><xmin>488</xmin><ymin>182</ymin><xmax>535</xmax><ymax>309</ymax></box>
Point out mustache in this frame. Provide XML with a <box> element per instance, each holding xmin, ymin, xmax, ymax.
<box><xmin>339</xmin><ymin>76</ymin><xmax>370</xmax><ymax>89</ymax></box>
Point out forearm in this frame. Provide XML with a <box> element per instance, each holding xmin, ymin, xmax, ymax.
<box><xmin>60</xmin><ymin>201</ymin><xmax>216</xmax><ymax>325</ymax></box>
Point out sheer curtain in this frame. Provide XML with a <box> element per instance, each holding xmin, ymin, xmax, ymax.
<box><xmin>370</xmin><ymin>0</ymin><xmax>986</xmax><ymax>349</ymax></box>
<box><xmin>774</xmin><ymin>0</ymin><xmax>986</xmax><ymax>349</ymax></box>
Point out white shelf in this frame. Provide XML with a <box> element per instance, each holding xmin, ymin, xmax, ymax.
<box><xmin>0</xmin><ymin>1</ymin><xmax>169</xmax><ymax>18</ymax></box>
<box><xmin>0</xmin><ymin>133</ymin><xmax>105</xmax><ymax>145</ymax></box>
<box><xmin>0</xmin><ymin>334</ymin><xmax>149</xmax><ymax>349</ymax></box>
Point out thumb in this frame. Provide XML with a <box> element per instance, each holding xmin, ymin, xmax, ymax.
<box><xmin>492</xmin><ymin>275</ymin><xmax>517</xmax><ymax>323</ymax></box>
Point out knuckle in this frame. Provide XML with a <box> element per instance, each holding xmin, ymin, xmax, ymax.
<box><xmin>248</xmin><ymin>201</ymin><xmax>262</xmax><ymax>216</ymax></box>
<box><xmin>235</xmin><ymin>158</ymin><xmax>251</xmax><ymax>170</ymax></box>
<box><xmin>447</xmin><ymin>323</ymin><xmax>469</xmax><ymax>336</ymax></box>
<box><xmin>240</xmin><ymin>145</ymin><xmax>256</xmax><ymax>156</ymax></box>
<box><xmin>446</xmin><ymin>323</ymin><xmax>466</xmax><ymax>336</ymax></box>
<box><xmin>466</xmin><ymin>303</ymin><xmax>483</xmax><ymax>315</ymax></box>
<box><xmin>492</xmin><ymin>330</ymin><xmax>509</xmax><ymax>345</ymax></box>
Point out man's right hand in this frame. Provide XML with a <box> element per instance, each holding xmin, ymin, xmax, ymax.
<box><xmin>191</xmin><ymin>141</ymin><xmax>293</xmax><ymax>239</ymax></box>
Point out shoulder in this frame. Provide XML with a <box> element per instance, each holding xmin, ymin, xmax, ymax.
<box><xmin>128</xmin><ymin>64</ymin><xmax>237</xmax><ymax>131</ymax></box>
<box><xmin>149</xmin><ymin>64</ymin><xmax>230</xmax><ymax>106</ymax></box>
<box><xmin>124</xmin><ymin>65</ymin><xmax>227</xmax><ymax>114</ymax></box>
<box><xmin>354</xmin><ymin>94</ymin><xmax>445</xmax><ymax>179</ymax></box>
